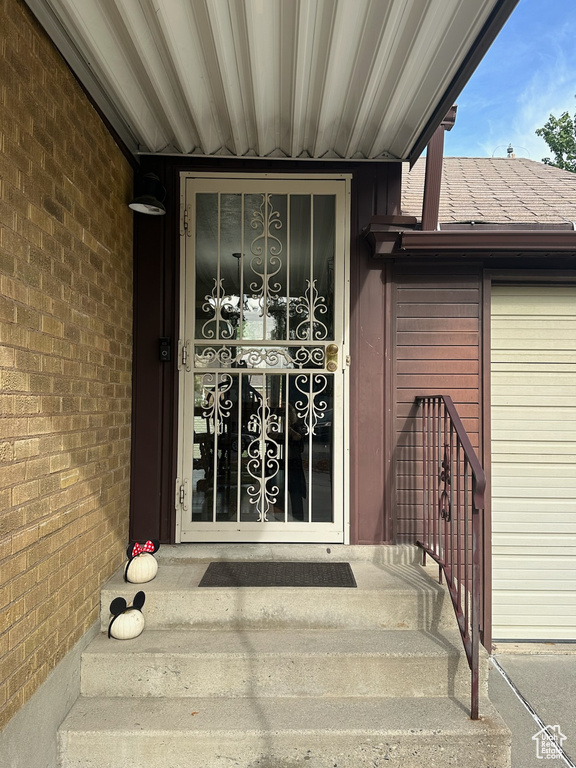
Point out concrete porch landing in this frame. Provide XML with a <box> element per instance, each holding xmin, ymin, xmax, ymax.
<box><xmin>58</xmin><ymin>545</ymin><xmax>510</xmax><ymax>767</ymax></box>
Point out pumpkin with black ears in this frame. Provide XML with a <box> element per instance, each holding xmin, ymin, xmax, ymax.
<box><xmin>124</xmin><ymin>539</ymin><xmax>160</xmax><ymax>583</ymax></box>
<box><xmin>108</xmin><ymin>591</ymin><xmax>146</xmax><ymax>640</ymax></box>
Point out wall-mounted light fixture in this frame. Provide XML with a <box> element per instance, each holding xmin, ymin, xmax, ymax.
<box><xmin>129</xmin><ymin>173</ymin><xmax>166</xmax><ymax>215</ymax></box>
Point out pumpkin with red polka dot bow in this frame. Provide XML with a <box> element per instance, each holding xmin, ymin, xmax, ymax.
<box><xmin>124</xmin><ymin>539</ymin><xmax>160</xmax><ymax>584</ymax></box>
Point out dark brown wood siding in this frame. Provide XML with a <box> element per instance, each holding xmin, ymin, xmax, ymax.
<box><xmin>392</xmin><ymin>262</ymin><xmax>483</xmax><ymax>541</ymax></box>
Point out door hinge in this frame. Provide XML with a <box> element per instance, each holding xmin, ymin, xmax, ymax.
<box><xmin>182</xmin><ymin>205</ymin><xmax>192</xmax><ymax>236</ymax></box>
<box><xmin>180</xmin><ymin>340</ymin><xmax>191</xmax><ymax>371</ymax></box>
<box><xmin>176</xmin><ymin>479</ymin><xmax>188</xmax><ymax>511</ymax></box>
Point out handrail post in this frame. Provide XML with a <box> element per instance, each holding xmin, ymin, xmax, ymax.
<box><xmin>471</xmin><ymin>478</ymin><xmax>481</xmax><ymax>720</ymax></box>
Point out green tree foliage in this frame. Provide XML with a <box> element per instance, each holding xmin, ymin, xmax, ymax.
<box><xmin>536</xmin><ymin>104</ymin><xmax>576</xmax><ymax>173</ymax></box>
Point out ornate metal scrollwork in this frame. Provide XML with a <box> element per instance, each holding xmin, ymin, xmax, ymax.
<box><xmin>292</xmin><ymin>346</ymin><xmax>325</xmax><ymax>368</ymax></box>
<box><xmin>243</xmin><ymin>348</ymin><xmax>291</xmax><ymax>369</ymax></box>
<box><xmin>201</xmin><ymin>279</ymin><xmax>240</xmax><ymax>340</ymax></box>
<box><xmin>295</xmin><ymin>279</ymin><xmax>328</xmax><ymax>340</ymax></box>
<box><xmin>295</xmin><ymin>374</ymin><xmax>328</xmax><ymax>436</ymax></box>
<box><xmin>246</xmin><ymin>399</ymin><xmax>281</xmax><ymax>522</ymax></box>
<box><xmin>439</xmin><ymin>444</ymin><xmax>451</xmax><ymax>521</ymax></box>
<box><xmin>194</xmin><ymin>345</ymin><xmax>325</xmax><ymax>369</ymax></box>
<box><xmin>249</xmin><ymin>194</ymin><xmax>283</xmax><ymax>305</ymax></box>
<box><xmin>195</xmin><ymin>346</ymin><xmax>235</xmax><ymax>368</ymax></box>
<box><xmin>201</xmin><ymin>373</ymin><xmax>233</xmax><ymax>435</ymax></box>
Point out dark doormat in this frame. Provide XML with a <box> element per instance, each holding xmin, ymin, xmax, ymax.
<box><xmin>198</xmin><ymin>561</ymin><xmax>357</xmax><ymax>588</ymax></box>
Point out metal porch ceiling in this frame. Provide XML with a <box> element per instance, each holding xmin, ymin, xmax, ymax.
<box><xmin>25</xmin><ymin>0</ymin><xmax>518</xmax><ymax>161</ymax></box>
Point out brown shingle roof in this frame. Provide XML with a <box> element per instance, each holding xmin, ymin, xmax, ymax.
<box><xmin>402</xmin><ymin>157</ymin><xmax>576</xmax><ymax>225</ymax></box>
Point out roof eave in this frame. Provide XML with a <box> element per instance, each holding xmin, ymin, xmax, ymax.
<box><xmin>408</xmin><ymin>0</ymin><xmax>520</xmax><ymax>164</ymax></box>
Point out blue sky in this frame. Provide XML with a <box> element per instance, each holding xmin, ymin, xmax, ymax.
<box><xmin>444</xmin><ymin>0</ymin><xmax>576</xmax><ymax>160</ymax></box>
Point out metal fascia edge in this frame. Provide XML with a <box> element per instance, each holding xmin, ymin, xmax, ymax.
<box><xmin>408</xmin><ymin>0</ymin><xmax>521</xmax><ymax>165</ymax></box>
<box><xmin>23</xmin><ymin>0</ymin><xmax>140</xmax><ymax>157</ymax></box>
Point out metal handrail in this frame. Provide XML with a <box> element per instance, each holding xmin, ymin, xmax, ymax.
<box><xmin>415</xmin><ymin>395</ymin><xmax>486</xmax><ymax>720</ymax></box>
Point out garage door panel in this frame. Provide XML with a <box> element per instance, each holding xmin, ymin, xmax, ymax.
<box><xmin>494</xmin><ymin>590</ymin><xmax>576</xmax><ymax>604</ymax></box>
<box><xmin>490</xmin><ymin>570</ymin><xmax>576</xmax><ymax>592</ymax></box>
<box><xmin>492</xmin><ymin>473</ymin><xmax>576</xmax><ymax>487</ymax></box>
<box><xmin>493</xmin><ymin>404</ymin><xmax>576</xmax><ymax>415</ymax></box>
<box><xmin>493</xmin><ymin>384</ymin><xmax>575</xmax><ymax>397</ymax></box>
<box><xmin>492</xmin><ymin>395</ymin><xmax>575</xmax><ymax>407</ymax></box>
<box><xmin>493</xmin><ymin>454</ymin><xmax>576</xmax><ymax>466</ymax></box>
<box><xmin>492</xmin><ymin>506</ymin><xmax>576</xmax><ymax>522</ymax></box>
<box><xmin>494</xmin><ymin>535</ymin><xmax>576</xmax><ymax>555</ymax></box>
<box><xmin>490</xmin><ymin>627</ymin><xmax>575</xmax><ymax>641</ymax></box>
<box><xmin>492</xmin><ymin>486</ymin><xmax>576</xmax><ymax>499</ymax></box>
<box><xmin>494</xmin><ymin>604</ymin><xmax>576</xmax><ymax>621</ymax></box>
<box><xmin>494</xmin><ymin>606</ymin><xmax>576</xmax><ymax>619</ymax></box>
<box><xmin>491</xmin><ymin>284</ymin><xmax>576</xmax><ymax>641</ymax></box>
<box><xmin>492</xmin><ymin>317</ymin><xmax>576</xmax><ymax>328</ymax></box>
<box><xmin>492</xmin><ymin>467</ymin><xmax>576</xmax><ymax>482</ymax></box>
<box><xmin>493</xmin><ymin>554</ymin><xmax>576</xmax><ymax>570</ymax></box>
<box><xmin>491</xmin><ymin>441</ymin><xmax>576</xmax><ymax>456</ymax></box>
<box><xmin>492</xmin><ymin>357</ymin><xmax>576</xmax><ymax>369</ymax></box>
<box><xmin>492</xmin><ymin>410</ymin><xmax>576</xmax><ymax>424</ymax></box>
<box><xmin>493</xmin><ymin>561</ymin><xmax>576</xmax><ymax>573</ymax></box>
<box><xmin>492</xmin><ymin>617</ymin><xmax>576</xmax><ymax>631</ymax></box>
<box><xmin>493</xmin><ymin>429</ymin><xmax>576</xmax><ymax>440</ymax></box>
<box><xmin>492</xmin><ymin>470</ymin><xmax>576</xmax><ymax>484</ymax></box>
<box><xmin>494</xmin><ymin>611</ymin><xmax>576</xmax><ymax>628</ymax></box>
<box><xmin>491</xmin><ymin>295</ymin><xmax>576</xmax><ymax>314</ymax></box>
<box><xmin>493</xmin><ymin>321</ymin><xmax>576</xmax><ymax>332</ymax></box>
<box><xmin>492</xmin><ymin>284</ymin><xmax>576</xmax><ymax>297</ymax></box>
<box><xmin>492</xmin><ymin>477</ymin><xmax>576</xmax><ymax>489</ymax></box>
<box><xmin>492</xmin><ymin>372</ymin><xmax>576</xmax><ymax>385</ymax></box>
<box><xmin>494</xmin><ymin>525</ymin><xmax>576</xmax><ymax>537</ymax></box>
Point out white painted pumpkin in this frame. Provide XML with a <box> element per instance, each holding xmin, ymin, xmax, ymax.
<box><xmin>110</xmin><ymin>608</ymin><xmax>145</xmax><ymax>640</ymax></box>
<box><xmin>125</xmin><ymin>553</ymin><xmax>158</xmax><ymax>583</ymax></box>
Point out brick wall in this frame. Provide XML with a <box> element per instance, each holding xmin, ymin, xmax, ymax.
<box><xmin>0</xmin><ymin>0</ymin><xmax>133</xmax><ymax>728</ymax></box>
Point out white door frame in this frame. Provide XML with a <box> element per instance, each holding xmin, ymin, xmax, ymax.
<box><xmin>175</xmin><ymin>173</ymin><xmax>351</xmax><ymax>543</ymax></box>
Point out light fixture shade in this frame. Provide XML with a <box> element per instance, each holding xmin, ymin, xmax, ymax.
<box><xmin>129</xmin><ymin>173</ymin><xmax>166</xmax><ymax>215</ymax></box>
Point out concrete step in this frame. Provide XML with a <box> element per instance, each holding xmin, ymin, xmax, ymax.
<box><xmin>156</xmin><ymin>543</ymin><xmax>422</xmax><ymax>565</ymax></box>
<box><xmin>58</xmin><ymin>695</ymin><xmax>511</xmax><ymax>768</ymax></box>
<box><xmin>100</xmin><ymin>561</ymin><xmax>455</xmax><ymax>632</ymax></box>
<box><xmin>70</xmin><ymin>551</ymin><xmax>510</xmax><ymax>767</ymax></box>
<box><xmin>82</xmin><ymin>628</ymin><xmax>484</xmax><ymax>699</ymax></box>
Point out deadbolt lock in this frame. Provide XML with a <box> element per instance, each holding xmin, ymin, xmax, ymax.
<box><xmin>325</xmin><ymin>344</ymin><xmax>338</xmax><ymax>371</ymax></box>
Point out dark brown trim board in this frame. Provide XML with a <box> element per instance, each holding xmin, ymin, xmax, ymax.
<box><xmin>401</xmin><ymin>230</ymin><xmax>576</xmax><ymax>253</ymax></box>
<box><xmin>481</xmin><ymin>270</ymin><xmax>493</xmax><ymax>649</ymax></box>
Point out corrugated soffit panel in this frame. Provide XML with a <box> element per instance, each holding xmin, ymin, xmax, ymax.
<box><xmin>27</xmin><ymin>0</ymin><xmax>509</xmax><ymax>160</ymax></box>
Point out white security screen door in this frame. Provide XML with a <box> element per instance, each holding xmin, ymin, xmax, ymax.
<box><xmin>177</xmin><ymin>176</ymin><xmax>349</xmax><ymax>542</ymax></box>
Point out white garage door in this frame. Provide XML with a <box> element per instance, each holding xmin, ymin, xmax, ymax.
<box><xmin>491</xmin><ymin>284</ymin><xmax>576</xmax><ymax>641</ymax></box>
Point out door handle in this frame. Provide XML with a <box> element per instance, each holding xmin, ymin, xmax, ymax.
<box><xmin>325</xmin><ymin>344</ymin><xmax>338</xmax><ymax>372</ymax></box>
